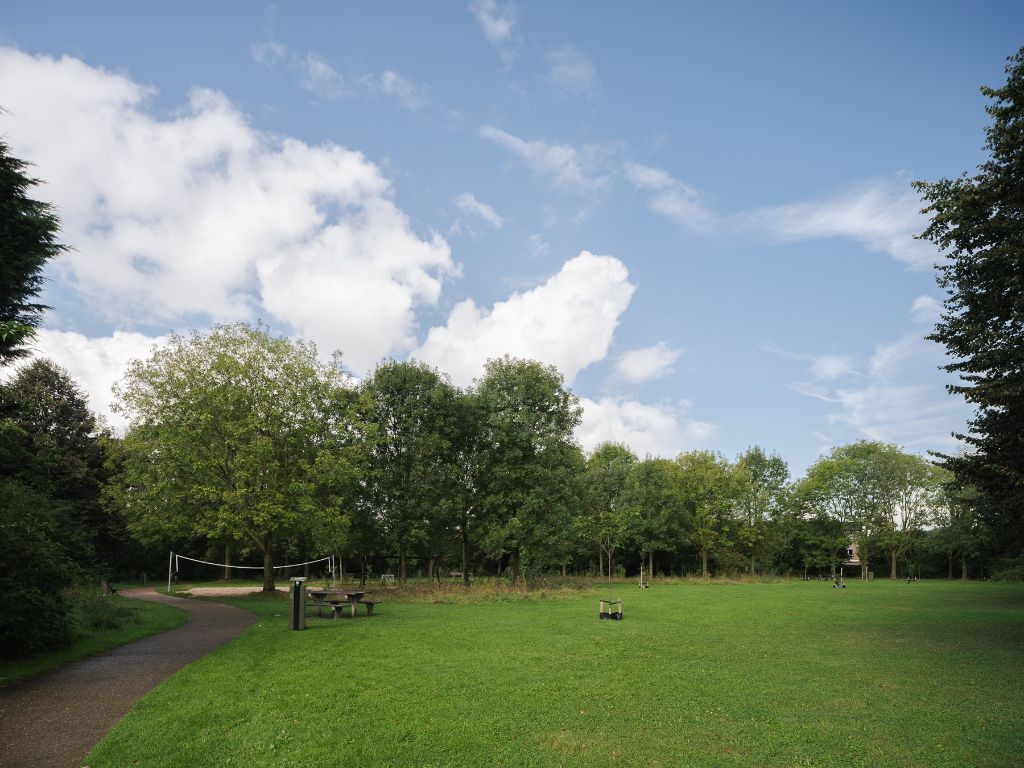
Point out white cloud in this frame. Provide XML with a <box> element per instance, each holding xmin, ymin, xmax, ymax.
<box><xmin>481</xmin><ymin>126</ymin><xmax>610</xmax><ymax>193</ymax></box>
<box><xmin>614</xmin><ymin>342</ymin><xmax>681</xmax><ymax>384</ymax></box>
<box><xmin>742</xmin><ymin>182</ymin><xmax>937</xmax><ymax>269</ymax></box>
<box><xmin>469</xmin><ymin>0</ymin><xmax>520</xmax><ymax>64</ymax></box>
<box><xmin>21</xmin><ymin>328</ymin><xmax>169</xmax><ymax>431</ymax></box>
<box><xmin>623</xmin><ymin>161</ymin><xmax>715</xmax><ymax>232</ymax></box>
<box><xmin>809</xmin><ymin>354</ymin><xmax>855</xmax><ymax>380</ymax></box>
<box><xmin>577</xmin><ymin>396</ymin><xmax>716</xmax><ymax>458</ymax></box>
<box><xmin>454</xmin><ymin>193</ymin><xmax>504</xmax><ymax>228</ymax></box>
<box><xmin>414</xmin><ymin>251</ymin><xmax>635</xmax><ymax>386</ymax></box>
<box><xmin>911</xmin><ymin>294</ymin><xmax>942</xmax><ymax>324</ymax></box>
<box><xmin>0</xmin><ymin>47</ymin><xmax>457</xmax><ymax>375</ymax></box>
<box><xmin>546</xmin><ymin>44</ymin><xmax>599</xmax><ymax>98</ymax></box>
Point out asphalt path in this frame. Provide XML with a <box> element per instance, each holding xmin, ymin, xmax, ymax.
<box><xmin>0</xmin><ymin>588</ymin><xmax>255</xmax><ymax>768</ymax></box>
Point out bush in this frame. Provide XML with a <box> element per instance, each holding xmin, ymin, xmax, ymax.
<box><xmin>66</xmin><ymin>588</ymin><xmax>141</xmax><ymax>632</ymax></box>
<box><xmin>0</xmin><ymin>478</ymin><xmax>80</xmax><ymax>658</ymax></box>
<box><xmin>991</xmin><ymin>555</ymin><xmax>1024</xmax><ymax>582</ymax></box>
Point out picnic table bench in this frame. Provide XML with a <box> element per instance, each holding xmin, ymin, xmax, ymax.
<box><xmin>308</xmin><ymin>589</ymin><xmax>380</xmax><ymax>619</ymax></box>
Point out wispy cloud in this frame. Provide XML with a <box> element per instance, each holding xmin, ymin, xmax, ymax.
<box><xmin>623</xmin><ymin>161</ymin><xmax>715</xmax><ymax>232</ymax></box>
<box><xmin>454</xmin><ymin>192</ymin><xmax>504</xmax><ymax>228</ymax></box>
<box><xmin>469</xmin><ymin>0</ymin><xmax>521</xmax><ymax>65</ymax></box>
<box><xmin>545</xmin><ymin>44</ymin><xmax>599</xmax><ymax>99</ymax></box>
<box><xmin>301</xmin><ymin>52</ymin><xmax>346</xmax><ymax>99</ymax></box>
<box><xmin>784</xmin><ymin>298</ymin><xmax>971</xmax><ymax>453</ymax></box>
<box><xmin>910</xmin><ymin>294</ymin><xmax>942</xmax><ymax>324</ymax></box>
<box><xmin>252</xmin><ymin>40</ymin><xmax>427</xmax><ymax>109</ymax></box>
<box><xmin>481</xmin><ymin>126</ymin><xmax>611</xmax><ymax>193</ymax></box>
<box><xmin>740</xmin><ymin>182</ymin><xmax>937</xmax><ymax>269</ymax></box>
<box><xmin>613</xmin><ymin>342</ymin><xmax>682</xmax><ymax>384</ymax></box>
<box><xmin>375</xmin><ymin>70</ymin><xmax>430</xmax><ymax>110</ymax></box>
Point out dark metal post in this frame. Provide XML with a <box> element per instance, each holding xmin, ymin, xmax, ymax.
<box><xmin>290</xmin><ymin>577</ymin><xmax>307</xmax><ymax>630</ymax></box>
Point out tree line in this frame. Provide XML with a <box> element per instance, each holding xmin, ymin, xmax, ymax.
<box><xmin>98</xmin><ymin>322</ymin><xmax>981</xmax><ymax>591</ymax></box>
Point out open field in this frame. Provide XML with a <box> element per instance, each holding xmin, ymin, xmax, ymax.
<box><xmin>87</xmin><ymin>580</ymin><xmax>1023</xmax><ymax>768</ymax></box>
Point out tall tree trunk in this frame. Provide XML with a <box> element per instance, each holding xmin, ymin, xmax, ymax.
<box><xmin>700</xmin><ymin>548</ymin><xmax>708</xmax><ymax>578</ymax></box>
<box><xmin>224</xmin><ymin>543</ymin><xmax>232</xmax><ymax>581</ymax></box>
<box><xmin>890</xmin><ymin>549</ymin><xmax>898</xmax><ymax>579</ymax></box>
<box><xmin>649</xmin><ymin>550</ymin><xmax>654</xmax><ymax>579</ymax></box>
<box><xmin>262</xmin><ymin>545</ymin><xmax>275</xmax><ymax>592</ymax></box>
<box><xmin>749</xmin><ymin>554</ymin><xmax>755</xmax><ymax>579</ymax></box>
<box><xmin>399</xmin><ymin>545</ymin><xmax>406</xmax><ymax>583</ymax></box>
<box><xmin>961</xmin><ymin>552</ymin><xmax>968</xmax><ymax>582</ymax></box>
<box><xmin>428</xmin><ymin>556</ymin><xmax>435</xmax><ymax>582</ymax></box>
<box><xmin>948</xmin><ymin>551</ymin><xmax>954</xmax><ymax>579</ymax></box>
<box><xmin>360</xmin><ymin>553</ymin><xmax>367</xmax><ymax>588</ymax></box>
<box><xmin>561</xmin><ymin>562</ymin><xmax>567</xmax><ymax>577</ymax></box>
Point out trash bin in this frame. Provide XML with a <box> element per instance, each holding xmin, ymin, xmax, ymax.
<box><xmin>290</xmin><ymin>577</ymin><xmax>307</xmax><ymax>630</ymax></box>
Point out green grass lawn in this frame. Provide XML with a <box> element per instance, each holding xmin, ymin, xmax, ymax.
<box><xmin>0</xmin><ymin>595</ymin><xmax>187</xmax><ymax>687</ymax></box>
<box><xmin>86</xmin><ymin>580</ymin><xmax>1023</xmax><ymax>768</ymax></box>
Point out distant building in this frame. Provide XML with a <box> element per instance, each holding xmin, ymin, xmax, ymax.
<box><xmin>842</xmin><ymin>541</ymin><xmax>861</xmax><ymax>567</ymax></box>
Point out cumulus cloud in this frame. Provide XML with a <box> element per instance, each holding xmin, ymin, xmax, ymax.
<box><xmin>413</xmin><ymin>251</ymin><xmax>635</xmax><ymax>386</ymax></box>
<box><xmin>0</xmin><ymin>47</ymin><xmax>456</xmax><ymax>374</ymax></box>
<box><xmin>741</xmin><ymin>182</ymin><xmax>937</xmax><ymax>269</ymax></box>
<box><xmin>454</xmin><ymin>193</ymin><xmax>504</xmax><ymax>228</ymax></box>
<box><xmin>22</xmin><ymin>329</ymin><xmax>169</xmax><ymax>430</ymax></box>
<box><xmin>546</xmin><ymin>44</ymin><xmax>599</xmax><ymax>98</ymax></box>
<box><xmin>481</xmin><ymin>126</ymin><xmax>610</xmax><ymax>193</ymax></box>
<box><xmin>576</xmin><ymin>396</ymin><xmax>716</xmax><ymax>458</ymax></box>
<box><xmin>623</xmin><ymin>162</ymin><xmax>715</xmax><ymax>232</ymax></box>
<box><xmin>613</xmin><ymin>342</ymin><xmax>681</xmax><ymax>384</ymax></box>
<box><xmin>469</xmin><ymin>0</ymin><xmax>520</xmax><ymax>65</ymax></box>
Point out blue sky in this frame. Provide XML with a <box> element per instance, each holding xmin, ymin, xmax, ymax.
<box><xmin>2</xmin><ymin>2</ymin><xmax>1020</xmax><ymax>475</ymax></box>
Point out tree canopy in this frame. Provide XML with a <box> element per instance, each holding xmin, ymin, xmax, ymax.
<box><xmin>0</xmin><ymin>139</ymin><xmax>65</xmax><ymax>363</ymax></box>
<box><xmin>914</xmin><ymin>47</ymin><xmax>1024</xmax><ymax>556</ymax></box>
<box><xmin>107</xmin><ymin>323</ymin><xmax>365</xmax><ymax>590</ymax></box>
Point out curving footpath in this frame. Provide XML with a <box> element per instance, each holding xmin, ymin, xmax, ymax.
<box><xmin>0</xmin><ymin>588</ymin><xmax>256</xmax><ymax>768</ymax></box>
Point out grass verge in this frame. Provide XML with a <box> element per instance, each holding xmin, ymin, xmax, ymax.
<box><xmin>88</xmin><ymin>580</ymin><xmax>1024</xmax><ymax>768</ymax></box>
<box><xmin>0</xmin><ymin>594</ymin><xmax>187</xmax><ymax>687</ymax></box>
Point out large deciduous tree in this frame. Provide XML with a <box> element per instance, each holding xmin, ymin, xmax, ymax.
<box><xmin>108</xmin><ymin>323</ymin><xmax>363</xmax><ymax>591</ymax></box>
<box><xmin>736</xmin><ymin>446</ymin><xmax>790</xmax><ymax>577</ymax></box>
<box><xmin>914</xmin><ymin>48</ymin><xmax>1024</xmax><ymax>556</ymax></box>
<box><xmin>675</xmin><ymin>450</ymin><xmax>743</xmax><ymax>578</ymax></box>
<box><xmin>473</xmin><ymin>357</ymin><xmax>583</xmax><ymax>585</ymax></box>
<box><xmin>622</xmin><ymin>457</ymin><xmax>686</xmax><ymax>579</ymax></box>
<box><xmin>0</xmin><ymin>140</ymin><xmax>65</xmax><ymax>363</ymax></box>
<box><xmin>362</xmin><ymin>360</ymin><xmax>459</xmax><ymax>582</ymax></box>
<box><xmin>583</xmin><ymin>442</ymin><xmax>637</xmax><ymax>582</ymax></box>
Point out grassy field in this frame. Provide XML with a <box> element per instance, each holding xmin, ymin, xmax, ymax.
<box><xmin>86</xmin><ymin>580</ymin><xmax>1023</xmax><ymax>768</ymax></box>
<box><xmin>0</xmin><ymin>594</ymin><xmax>187</xmax><ymax>687</ymax></box>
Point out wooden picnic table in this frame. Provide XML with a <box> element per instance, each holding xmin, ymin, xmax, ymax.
<box><xmin>308</xmin><ymin>589</ymin><xmax>372</xmax><ymax>618</ymax></box>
